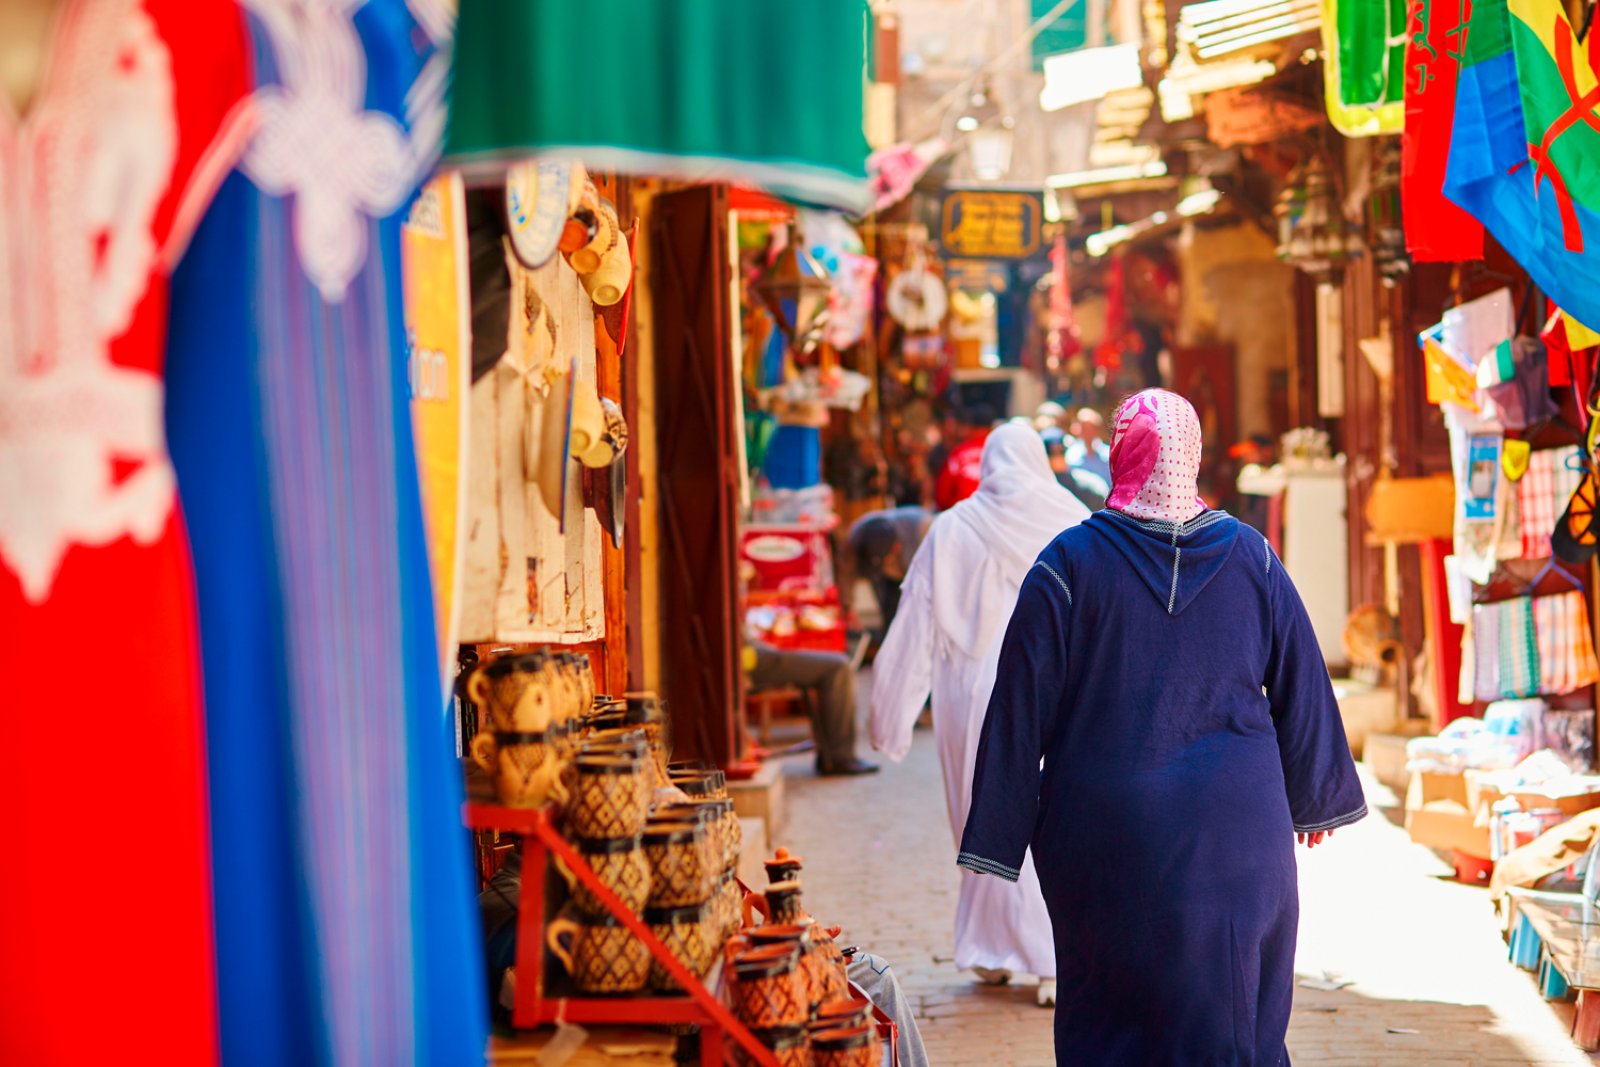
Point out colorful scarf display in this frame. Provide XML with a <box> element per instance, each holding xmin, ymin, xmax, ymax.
<box><xmin>1107</xmin><ymin>389</ymin><xmax>1207</xmax><ymax>524</ymax></box>
<box><xmin>1498</xmin><ymin>595</ymin><xmax>1543</xmax><ymax>698</ymax></box>
<box><xmin>1534</xmin><ymin>590</ymin><xmax>1600</xmax><ymax>695</ymax></box>
<box><xmin>1444</xmin><ymin>0</ymin><xmax>1600</xmax><ymax>329</ymax></box>
<box><xmin>1518</xmin><ymin>445</ymin><xmax>1585</xmax><ymax>558</ymax></box>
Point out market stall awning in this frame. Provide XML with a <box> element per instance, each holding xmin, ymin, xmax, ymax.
<box><xmin>443</xmin><ymin>0</ymin><xmax>871</xmax><ymax>214</ymax></box>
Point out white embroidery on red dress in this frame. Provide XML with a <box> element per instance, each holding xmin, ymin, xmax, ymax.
<box><xmin>0</xmin><ymin>2</ymin><xmax>180</xmax><ymax>603</ymax></box>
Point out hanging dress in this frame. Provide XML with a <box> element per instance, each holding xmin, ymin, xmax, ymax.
<box><xmin>164</xmin><ymin>2</ymin><xmax>487</xmax><ymax>1063</ymax></box>
<box><xmin>871</xmin><ymin>423</ymin><xmax>1088</xmax><ymax>977</ymax></box>
<box><xmin>0</xmin><ymin>1</ymin><xmax>251</xmax><ymax>1062</ymax></box>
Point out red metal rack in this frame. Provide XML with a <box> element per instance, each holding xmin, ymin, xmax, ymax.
<box><xmin>466</xmin><ymin>801</ymin><xmax>897</xmax><ymax>1066</ymax></box>
<box><xmin>466</xmin><ymin>802</ymin><xmax>778</xmax><ymax>1066</ymax></box>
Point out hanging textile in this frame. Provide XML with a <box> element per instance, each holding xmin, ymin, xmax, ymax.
<box><xmin>1445</xmin><ymin>0</ymin><xmax>1600</xmax><ymax>328</ymax></box>
<box><xmin>1518</xmin><ymin>445</ymin><xmax>1586</xmax><ymax>557</ymax></box>
<box><xmin>1322</xmin><ymin>0</ymin><xmax>1407</xmax><ymax>135</ymax></box>
<box><xmin>0</xmin><ymin>2</ymin><xmax>253</xmax><ymax>1062</ymax></box>
<box><xmin>1534</xmin><ymin>590</ymin><xmax>1600</xmax><ymax>694</ymax></box>
<box><xmin>1544</xmin><ymin>307</ymin><xmax>1599</xmax><ymax>400</ymax></box>
<box><xmin>165</xmin><ymin>2</ymin><xmax>487</xmax><ymax>1064</ymax></box>
<box><xmin>1497</xmin><ymin>596</ymin><xmax>1543</xmax><ymax>698</ymax></box>
<box><xmin>444</xmin><ymin>0</ymin><xmax>870</xmax><ymax>212</ymax></box>
<box><xmin>1403</xmin><ymin>0</ymin><xmax>1485</xmax><ymax>259</ymax></box>
<box><xmin>1474</xmin><ymin>601</ymin><xmax>1504</xmax><ymax>700</ymax></box>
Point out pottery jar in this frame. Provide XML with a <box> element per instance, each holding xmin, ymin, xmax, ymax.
<box><xmin>574</xmin><ymin>652</ymin><xmax>597</xmax><ymax>711</ymax></box>
<box><xmin>655</xmin><ymin>804</ymin><xmax>722</xmax><ymax>885</ymax></box>
<box><xmin>644</xmin><ymin>902</ymin><xmax>719</xmax><ymax>992</ymax></box>
<box><xmin>470</xmin><ymin>729</ymin><xmax>566</xmax><ymax>809</ymax></box>
<box><xmin>468</xmin><ymin>650</ymin><xmax>557</xmax><ymax>735</ymax></box>
<box><xmin>661</xmin><ymin>799</ymin><xmax>731</xmax><ymax>872</ymax></box>
<box><xmin>671</xmin><ymin>769</ymin><xmax>728</xmax><ymax>801</ymax></box>
<box><xmin>546</xmin><ymin>913</ymin><xmax>649</xmax><ymax>995</ymax></box>
<box><xmin>810</xmin><ymin>998</ymin><xmax>870</xmax><ymax>1034</ymax></box>
<box><xmin>764</xmin><ymin>880</ymin><xmax>809</xmax><ymax>926</ymax></box>
<box><xmin>564</xmin><ymin>834</ymin><xmax>651</xmax><ymax>918</ymax></box>
<box><xmin>809</xmin><ymin>1025</ymin><xmax>875</xmax><ymax>1067</ymax></box>
<box><xmin>642</xmin><ymin>819</ymin><xmax>714</xmax><ymax>908</ymax></box>
<box><xmin>569</xmin><ymin>754</ymin><xmax>650</xmax><ymax>839</ymax></box>
<box><xmin>731</xmin><ymin>944</ymin><xmax>808</xmax><ymax>1031</ymax></box>
<box><xmin>765</xmin><ymin>847</ymin><xmax>804</xmax><ymax>885</ymax></box>
<box><xmin>568</xmin><ymin>192</ymin><xmax>618</xmax><ymax>274</ymax></box>
<box><xmin>748</xmin><ymin>924</ymin><xmax>843</xmax><ymax>1012</ymax></box>
<box><xmin>715</xmin><ymin>869</ymin><xmax>743</xmax><ymax>940</ymax></box>
<box><xmin>740</xmin><ymin>1026</ymin><xmax>811</xmax><ymax>1067</ymax></box>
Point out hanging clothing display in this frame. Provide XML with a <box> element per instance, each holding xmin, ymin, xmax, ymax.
<box><xmin>0</xmin><ymin>2</ymin><xmax>252</xmax><ymax>1061</ymax></box>
<box><xmin>1444</xmin><ymin>0</ymin><xmax>1600</xmax><ymax>329</ymax></box>
<box><xmin>1534</xmin><ymin>590</ymin><xmax>1600</xmax><ymax>695</ymax></box>
<box><xmin>1402</xmin><ymin>0</ymin><xmax>1484</xmax><ymax>259</ymax></box>
<box><xmin>1497</xmin><ymin>596</ymin><xmax>1542</xmax><ymax>699</ymax></box>
<box><xmin>164</xmin><ymin>2</ymin><xmax>486</xmax><ymax>1064</ymax></box>
<box><xmin>870</xmin><ymin>424</ymin><xmax>1089</xmax><ymax>978</ymax></box>
<box><xmin>1518</xmin><ymin>446</ymin><xmax>1585</xmax><ymax>558</ymax></box>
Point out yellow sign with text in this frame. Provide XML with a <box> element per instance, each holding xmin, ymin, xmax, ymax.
<box><xmin>402</xmin><ymin>173</ymin><xmax>472</xmax><ymax>698</ymax></box>
<box><xmin>938</xmin><ymin>191</ymin><xmax>1044</xmax><ymax>260</ymax></box>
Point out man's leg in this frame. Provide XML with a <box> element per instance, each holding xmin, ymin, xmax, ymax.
<box><xmin>871</xmin><ymin>576</ymin><xmax>903</xmax><ymax>633</ymax></box>
<box><xmin>847</xmin><ymin>951</ymin><xmax>931</xmax><ymax>1067</ymax></box>
<box><xmin>749</xmin><ymin>646</ymin><xmax>865</xmax><ymax>772</ymax></box>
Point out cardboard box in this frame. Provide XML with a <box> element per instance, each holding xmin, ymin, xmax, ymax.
<box><xmin>1465</xmin><ymin>770</ymin><xmax>1600</xmax><ymax>828</ymax></box>
<box><xmin>1405</xmin><ymin>770</ymin><xmax>1492</xmax><ymax>858</ymax></box>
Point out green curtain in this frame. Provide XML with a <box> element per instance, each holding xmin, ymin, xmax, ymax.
<box><xmin>444</xmin><ymin>0</ymin><xmax>871</xmax><ymax>213</ymax></box>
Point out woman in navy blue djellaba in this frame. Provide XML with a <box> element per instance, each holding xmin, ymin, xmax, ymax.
<box><xmin>959</xmin><ymin>389</ymin><xmax>1366</xmax><ymax>1066</ymax></box>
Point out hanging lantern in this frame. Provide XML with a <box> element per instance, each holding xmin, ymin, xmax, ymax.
<box><xmin>755</xmin><ymin>244</ymin><xmax>833</xmax><ymax>354</ymax></box>
<box><xmin>1368</xmin><ymin>139</ymin><xmax>1409</xmax><ymax>280</ymax></box>
<box><xmin>1275</xmin><ymin>156</ymin><xmax>1362</xmax><ymax>279</ymax></box>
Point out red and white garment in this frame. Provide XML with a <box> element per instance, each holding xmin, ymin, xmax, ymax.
<box><xmin>0</xmin><ymin>2</ymin><xmax>250</xmax><ymax>1062</ymax></box>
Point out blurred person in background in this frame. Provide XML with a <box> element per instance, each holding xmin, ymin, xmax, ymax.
<box><xmin>1033</xmin><ymin>400</ymin><xmax>1067</xmax><ymax>436</ymax></box>
<box><xmin>934</xmin><ymin>404</ymin><xmax>998</xmax><ymax>511</ymax></box>
<box><xmin>842</xmin><ymin>505</ymin><xmax>933</xmax><ymax>636</ymax></box>
<box><xmin>1044</xmin><ymin>433</ymin><xmax>1107</xmax><ymax>512</ymax></box>
<box><xmin>871</xmin><ymin>422</ymin><xmax>1090</xmax><ymax>1006</ymax></box>
<box><xmin>1065</xmin><ymin>407</ymin><xmax>1112</xmax><ymax>488</ymax></box>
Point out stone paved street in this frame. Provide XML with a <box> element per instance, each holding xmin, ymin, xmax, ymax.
<box><xmin>774</xmin><ymin>678</ymin><xmax>1600</xmax><ymax>1066</ymax></box>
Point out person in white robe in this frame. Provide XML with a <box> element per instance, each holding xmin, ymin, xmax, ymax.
<box><xmin>869</xmin><ymin>421</ymin><xmax>1090</xmax><ymax>1006</ymax></box>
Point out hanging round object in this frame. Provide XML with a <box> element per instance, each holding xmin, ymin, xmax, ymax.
<box><xmin>886</xmin><ymin>269</ymin><xmax>949</xmax><ymax>332</ymax></box>
<box><xmin>505</xmin><ymin>160</ymin><xmax>578</xmax><ymax>269</ymax></box>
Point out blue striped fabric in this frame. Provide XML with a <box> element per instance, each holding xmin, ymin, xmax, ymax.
<box><xmin>167</xmin><ymin>3</ymin><xmax>485</xmax><ymax>1064</ymax></box>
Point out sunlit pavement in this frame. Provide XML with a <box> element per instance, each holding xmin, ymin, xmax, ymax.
<box><xmin>776</xmin><ymin>670</ymin><xmax>1599</xmax><ymax>1066</ymax></box>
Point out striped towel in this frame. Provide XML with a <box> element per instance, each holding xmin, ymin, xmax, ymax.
<box><xmin>1473</xmin><ymin>602</ymin><xmax>1502</xmax><ymax>703</ymax></box>
<box><xmin>1519</xmin><ymin>446</ymin><xmax>1584</xmax><ymax>559</ymax></box>
<box><xmin>1497</xmin><ymin>597</ymin><xmax>1542</xmax><ymax>699</ymax></box>
<box><xmin>1534</xmin><ymin>591</ymin><xmax>1600</xmax><ymax>696</ymax></box>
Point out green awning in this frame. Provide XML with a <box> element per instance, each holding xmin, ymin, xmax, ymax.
<box><xmin>443</xmin><ymin>0</ymin><xmax>871</xmax><ymax>214</ymax></box>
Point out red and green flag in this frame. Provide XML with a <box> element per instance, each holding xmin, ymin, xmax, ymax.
<box><xmin>1402</xmin><ymin>0</ymin><xmax>1484</xmax><ymax>260</ymax></box>
<box><xmin>1445</xmin><ymin>0</ymin><xmax>1600</xmax><ymax>325</ymax></box>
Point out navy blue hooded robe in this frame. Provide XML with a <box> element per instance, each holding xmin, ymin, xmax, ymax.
<box><xmin>959</xmin><ymin>509</ymin><xmax>1366</xmax><ymax>1065</ymax></box>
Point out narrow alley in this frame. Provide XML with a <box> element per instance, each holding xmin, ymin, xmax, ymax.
<box><xmin>777</xmin><ymin>685</ymin><xmax>1599</xmax><ymax>1067</ymax></box>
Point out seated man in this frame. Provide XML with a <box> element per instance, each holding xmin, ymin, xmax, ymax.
<box><xmin>748</xmin><ymin>640</ymin><xmax>878</xmax><ymax>776</ymax></box>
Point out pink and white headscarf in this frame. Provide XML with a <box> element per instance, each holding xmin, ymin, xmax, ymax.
<box><xmin>1106</xmin><ymin>389</ymin><xmax>1206</xmax><ymax>523</ymax></box>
